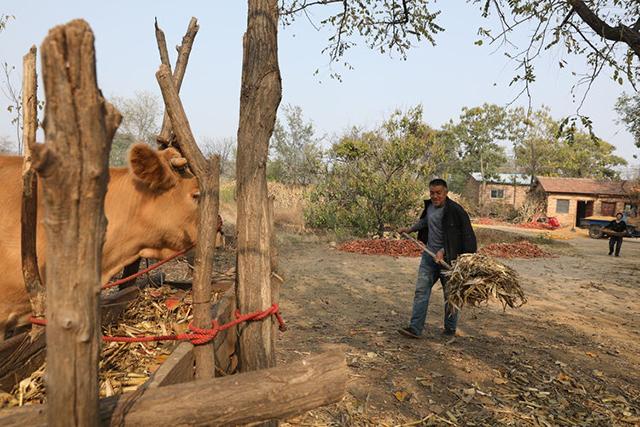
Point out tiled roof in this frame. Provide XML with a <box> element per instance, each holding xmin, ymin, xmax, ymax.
<box><xmin>535</xmin><ymin>176</ymin><xmax>629</xmax><ymax>196</ymax></box>
<box><xmin>470</xmin><ymin>172</ymin><xmax>531</xmax><ymax>186</ymax></box>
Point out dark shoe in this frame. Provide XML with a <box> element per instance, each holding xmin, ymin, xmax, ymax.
<box><xmin>608</xmin><ymin>252</ymin><xmax>613</xmax><ymax>256</ymax></box>
<box><xmin>397</xmin><ymin>327</ymin><xmax>420</xmax><ymax>339</ymax></box>
<box><xmin>615</xmin><ymin>254</ymin><xmax>620</xmax><ymax>257</ymax></box>
<box><xmin>442</xmin><ymin>328</ymin><xmax>456</xmax><ymax>337</ymax></box>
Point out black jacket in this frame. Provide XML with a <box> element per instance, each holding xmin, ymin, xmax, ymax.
<box><xmin>606</xmin><ymin>220</ymin><xmax>627</xmax><ymax>234</ymax></box>
<box><xmin>416</xmin><ymin>198</ymin><xmax>477</xmax><ymax>263</ymax></box>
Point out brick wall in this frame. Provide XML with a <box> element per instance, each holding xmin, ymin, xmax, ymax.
<box><xmin>481</xmin><ymin>183</ymin><xmax>528</xmax><ymax>209</ymax></box>
<box><xmin>546</xmin><ymin>194</ymin><xmax>628</xmax><ymax>227</ymax></box>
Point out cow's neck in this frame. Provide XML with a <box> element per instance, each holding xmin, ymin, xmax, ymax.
<box><xmin>101</xmin><ymin>169</ymin><xmax>149</xmax><ymax>283</ymax></box>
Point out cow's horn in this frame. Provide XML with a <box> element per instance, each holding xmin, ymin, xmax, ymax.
<box><xmin>170</xmin><ymin>157</ymin><xmax>188</xmax><ymax>168</ymax></box>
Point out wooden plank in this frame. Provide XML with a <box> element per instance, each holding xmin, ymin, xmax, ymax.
<box><xmin>0</xmin><ymin>332</ymin><xmax>45</xmax><ymax>392</ymax></box>
<box><xmin>147</xmin><ymin>342</ymin><xmax>194</xmax><ymax>388</ymax></box>
<box><xmin>212</xmin><ymin>284</ymin><xmax>237</xmax><ymax>375</ymax></box>
<box><xmin>0</xmin><ymin>350</ymin><xmax>347</xmax><ymax>427</ymax></box>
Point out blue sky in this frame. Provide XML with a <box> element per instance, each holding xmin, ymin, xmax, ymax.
<box><xmin>1</xmin><ymin>1</ymin><xmax>638</xmax><ymax>170</ymax></box>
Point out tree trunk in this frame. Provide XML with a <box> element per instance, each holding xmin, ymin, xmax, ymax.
<box><xmin>236</xmin><ymin>0</ymin><xmax>282</xmax><ymax>376</ymax></box>
<box><xmin>20</xmin><ymin>45</ymin><xmax>45</xmax><ymax>334</ymax></box>
<box><xmin>156</xmin><ymin>65</ymin><xmax>220</xmax><ymax>380</ymax></box>
<box><xmin>33</xmin><ymin>20</ymin><xmax>121</xmax><ymax>427</ymax></box>
<box><xmin>0</xmin><ymin>350</ymin><xmax>347</xmax><ymax>427</ymax></box>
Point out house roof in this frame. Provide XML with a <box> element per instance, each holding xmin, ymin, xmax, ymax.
<box><xmin>535</xmin><ymin>176</ymin><xmax>629</xmax><ymax>196</ymax></box>
<box><xmin>470</xmin><ymin>172</ymin><xmax>531</xmax><ymax>186</ymax></box>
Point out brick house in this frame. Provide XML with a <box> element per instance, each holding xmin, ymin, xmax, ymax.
<box><xmin>530</xmin><ymin>177</ymin><xmax>635</xmax><ymax>227</ymax></box>
<box><xmin>463</xmin><ymin>173</ymin><xmax>531</xmax><ymax>209</ymax></box>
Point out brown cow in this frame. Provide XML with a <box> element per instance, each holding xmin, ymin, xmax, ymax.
<box><xmin>0</xmin><ymin>143</ymin><xmax>199</xmax><ymax>340</ymax></box>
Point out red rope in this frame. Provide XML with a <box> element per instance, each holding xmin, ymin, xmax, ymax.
<box><xmin>101</xmin><ymin>246</ymin><xmax>193</xmax><ymax>290</ymax></box>
<box><xmin>29</xmin><ymin>303</ymin><xmax>286</xmax><ymax>345</ymax></box>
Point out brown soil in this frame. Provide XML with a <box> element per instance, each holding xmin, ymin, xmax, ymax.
<box><xmin>276</xmin><ymin>228</ymin><xmax>640</xmax><ymax>426</ymax></box>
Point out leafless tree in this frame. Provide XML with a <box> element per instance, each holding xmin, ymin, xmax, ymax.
<box><xmin>201</xmin><ymin>136</ymin><xmax>236</xmax><ymax>178</ymax></box>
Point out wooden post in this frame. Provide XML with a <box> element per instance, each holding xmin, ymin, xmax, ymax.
<box><xmin>155</xmin><ymin>17</ymin><xmax>199</xmax><ymax>148</ymax></box>
<box><xmin>156</xmin><ymin>64</ymin><xmax>220</xmax><ymax>380</ymax></box>
<box><xmin>0</xmin><ymin>350</ymin><xmax>347</xmax><ymax>426</ymax></box>
<box><xmin>32</xmin><ymin>20</ymin><xmax>121</xmax><ymax>427</ymax></box>
<box><xmin>236</xmin><ymin>0</ymin><xmax>282</xmax><ymax>374</ymax></box>
<box><xmin>20</xmin><ymin>45</ymin><xmax>45</xmax><ymax>334</ymax></box>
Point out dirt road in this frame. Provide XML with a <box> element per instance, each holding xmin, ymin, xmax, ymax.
<box><xmin>276</xmin><ymin>230</ymin><xmax>640</xmax><ymax>426</ymax></box>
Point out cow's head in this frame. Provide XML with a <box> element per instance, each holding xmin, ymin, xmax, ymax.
<box><xmin>127</xmin><ymin>143</ymin><xmax>199</xmax><ymax>254</ymax></box>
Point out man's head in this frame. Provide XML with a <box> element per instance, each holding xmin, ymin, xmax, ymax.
<box><xmin>429</xmin><ymin>178</ymin><xmax>448</xmax><ymax>207</ymax></box>
<box><xmin>616</xmin><ymin>212</ymin><xmax>623</xmax><ymax>221</ymax></box>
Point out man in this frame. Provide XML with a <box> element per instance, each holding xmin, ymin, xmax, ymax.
<box><xmin>603</xmin><ymin>212</ymin><xmax>627</xmax><ymax>257</ymax></box>
<box><xmin>397</xmin><ymin>178</ymin><xmax>477</xmax><ymax>338</ymax></box>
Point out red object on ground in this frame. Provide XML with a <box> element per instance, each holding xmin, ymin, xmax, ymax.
<box><xmin>547</xmin><ymin>217</ymin><xmax>560</xmax><ymax>228</ymax></box>
<box><xmin>475</xmin><ymin>217</ymin><xmax>497</xmax><ymax>225</ymax></box>
<box><xmin>338</xmin><ymin>239</ymin><xmax>423</xmax><ymax>257</ymax></box>
<box><xmin>479</xmin><ymin>241</ymin><xmax>554</xmax><ymax>258</ymax></box>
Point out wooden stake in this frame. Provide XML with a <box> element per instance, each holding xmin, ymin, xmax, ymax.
<box><xmin>236</xmin><ymin>0</ymin><xmax>282</xmax><ymax>374</ymax></box>
<box><xmin>156</xmin><ymin>64</ymin><xmax>220</xmax><ymax>380</ymax></box>
<box><xmin>20</xmin><ymin>45</ymin><xmax>45</xmax><ymax>334</ymax></box>
<box><xmin>155</xmin><ymin>17</ymin><xmax>199</xmax><ymax>148</ymax></box>
<box><xmin>33</xmin><ymin>19</ymin><xmax>121</xmax><ymax>427</ymax></box>
<box><xmin>0</xmin><ymin>350</ymin><xmax>347</xmax><ymax>427</ymax></box>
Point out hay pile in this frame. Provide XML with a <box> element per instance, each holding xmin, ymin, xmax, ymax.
<box><xmin>445</xmin><ymin>253</ymin><xmax>527</xmax><ymax>311</ymax></box>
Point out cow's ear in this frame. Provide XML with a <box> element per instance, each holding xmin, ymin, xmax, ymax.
<box><xmin>128</xmin><ymin>143</ymin><xmax>177</xmax><ymax>192</ymax></box>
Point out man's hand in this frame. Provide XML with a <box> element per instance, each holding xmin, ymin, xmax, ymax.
<box><xmin>435</xmin><ymin>249</ymin><xmax>445</xmax><ymax>264</ymax></box>
<box><xmin>397</xmin><ymin>227</ymin><xmax>411</xmax><ymax>234</ymax></box>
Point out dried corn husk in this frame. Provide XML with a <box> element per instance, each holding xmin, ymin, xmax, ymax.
<box><xmin>444</xmin><ymin>253</ymin><xmax>526</xmax><ymax>311</ymax></box>
<box><xmin>4</xmin><ymin>283</ymin><xmax>226</xmax><ymax>408</ymax></box>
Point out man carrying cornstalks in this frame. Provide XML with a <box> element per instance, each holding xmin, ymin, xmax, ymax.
<box><xmin>603</xmin><ymin>212</ymin><xmax>627</xmax><ymax>257</ymax></box>
<box><xmin>397</xmin><ymin>179</ymin><xmax>477</xmax><ymax>338</ymax></box>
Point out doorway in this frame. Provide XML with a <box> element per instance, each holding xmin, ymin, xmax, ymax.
<box><xmin>576</xmin><ymin>200</ymin><xmax>594</xmax><ymax>227</ymax></box>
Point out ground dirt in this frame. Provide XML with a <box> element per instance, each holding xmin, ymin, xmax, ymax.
<box><xmin>276</xmin><ymin>226</ymin><xmax>640</xmax><ymax>426</ymax></box>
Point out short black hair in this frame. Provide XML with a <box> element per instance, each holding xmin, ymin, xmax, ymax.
<box><xmin>429</xmin><ymin>178</ymin><xmax>448</xmax><ymax>188</ymax></box>
<box><xmin>616</xmin><ymin>212</ymin><xmax>623</xmax><ymax>218</ymax></box>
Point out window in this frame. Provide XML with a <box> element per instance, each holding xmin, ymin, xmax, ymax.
<box><xmin>556</xmin><ymin>199</ymin><xmax>570</xmax><ymax>214</ymax></box>
<box><xmin>600</xmin><ymin>201</ymin><xmax>616</xmax><ymax>217</ymax></box>
<box><xmin>490</xmin><ymin>189</ymin><xmax>504</xmax><ymax>199</ymax></box>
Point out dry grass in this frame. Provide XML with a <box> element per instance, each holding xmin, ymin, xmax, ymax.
<box><xmin>219</xmin><ymin>179</ymin><xmax>308</xmax><ymax>231</ymax></box>
<box><xmin>445</xmin><ymin>253</ymin><xmax>527</xmax><ymax>311</ymax></box>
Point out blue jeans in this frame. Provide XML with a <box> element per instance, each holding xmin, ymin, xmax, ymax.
<box><xmin>409</xmin><ymin>252</ymin><xmax>459</xmax><ymax>335</ymax></box>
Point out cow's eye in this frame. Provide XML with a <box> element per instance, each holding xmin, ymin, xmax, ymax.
<box><xmin>192</xmin><ymin>191</ymin><xmax>200</xmax><ymax>201</ymax></box>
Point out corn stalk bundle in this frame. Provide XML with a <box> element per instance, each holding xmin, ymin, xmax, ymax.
<box><xmin>444</xmin><ymin>253</ymin><xmax>527</xmax><ymax>311</ymax></box>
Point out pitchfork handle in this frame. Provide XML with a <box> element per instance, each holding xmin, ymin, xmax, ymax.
<box><xmin>401</xmin><ymin>232</ymin><xmax>452</xmax><ymax>270</ymax></box>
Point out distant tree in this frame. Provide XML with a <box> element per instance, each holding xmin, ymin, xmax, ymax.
<box><xmin>440</xmin><ymin>104</ymin><xmax>510</xmax><ymax>192</ymax></box>
<box><xmin>0</xmin><ymin>14</ymin><xmax>11</xmax><ymax>32</ymax></box>
<box><xmin>109</xmin><ymin>91</ymin><xmax>161</xmax><ymax>166</ymax></box>
<box><xmin>554</xmin><ymin>132</ymin><xmax>627</xmax><ymax>179</ymax></box>
<box><xmin>0</xmin><ymin>134</ymin><xmax>15</xmax><ymax>153</ymax></box>
<box><xmin>201</xmin><ymin>136</ymin><xmax>236</xmax><ymax>178</ymax></box>
<box><xmin>306</xmin><ymin>106</ymin><xmax>444</xmax><ymax>236</ymax></box>
<box><xmin>615</xmin><ymin>92</ymin><xmax>640</xmax><ymax>152</ymax></box>
<box><xmin>512</xmin><ymin>107</ymin><xmax>562</xmax><ymax>183</ymax></box>
<box><xmin>1</xmin><ymin>61</ymin><xmax>22</xmax><ymax>153</ymax></box>
<box><xmin>268</xmin><ymin>104</ymin><xmax>324</xmax><ymax>185</ymax></box>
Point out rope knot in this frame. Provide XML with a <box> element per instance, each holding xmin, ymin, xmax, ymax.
<box><xmin>187</xmin><ymin>320</ymin><xmax>220</xmax><ymax>345</ymax></box>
